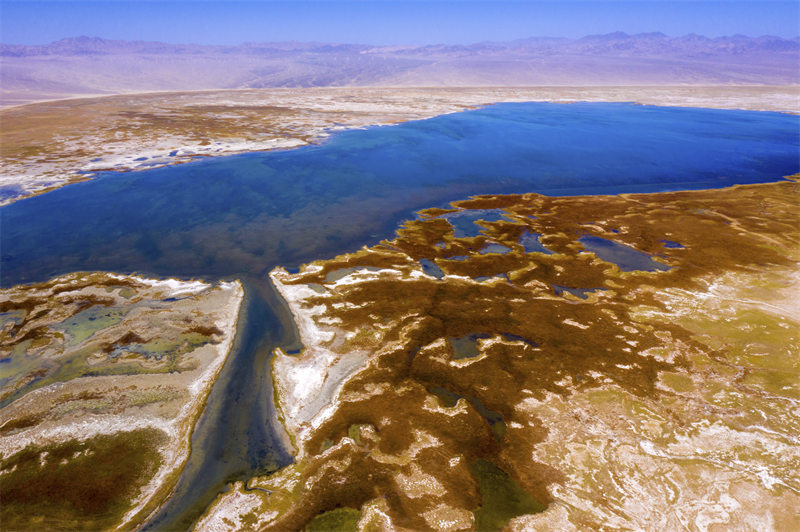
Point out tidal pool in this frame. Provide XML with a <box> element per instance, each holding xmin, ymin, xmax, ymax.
<box><xmin>419</xmin><ymin>258</ymin><xmax>445</xmax><ymax>279</ymax></box>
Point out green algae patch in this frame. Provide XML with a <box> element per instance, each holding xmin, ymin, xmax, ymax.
<box><xmin>0</xmin><ymin>413</ymin><xmax>43</xmax><ymax>435</ymax></box>
<box><xmin>305</xmin><ymin>507</ymin><xmax>361</xmax><ymax>532</ymax></box>
<box><xmin>54</xmin><ymin>305</ymin><xmax>129</xmax><ymax>346</ymax></box>
<box><xmin>470</xmin><ymin>459</ymin><xmax>546</xmax><ymax>531</ymax></box>
<box><xmin>118</xmin><ymin>286</ymin><xmax>136</xmax><ymax>299</ymax></box>
<box><xmin>0</xmin><ymin>428</ymin><xmax>166</xmax><ymax>531</ymax></box>
<box><xmin>0</xmin><ymin>273</ymin><xmax>245</xmax><ymax>531</ymax></box>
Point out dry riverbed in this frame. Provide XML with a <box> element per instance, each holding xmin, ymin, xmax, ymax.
<box><xmin>2</xmin><ymin>85</ymin><xmax>798</xmax><ymax>205</ymax></box>
<box><xmin>0</xmin><ymin>273</ymin><xmax>243</xmax><ymax>530</ymax></box>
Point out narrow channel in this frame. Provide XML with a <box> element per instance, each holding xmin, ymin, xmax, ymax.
<box><xmin>143</xmin><ymin>275</ymin><xmax>301</xmax><ymax>531</ymax></box>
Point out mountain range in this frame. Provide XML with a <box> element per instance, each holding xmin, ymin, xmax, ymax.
<box><xmin>2</xmin><ymin>33</ymin><xmax>798</xmax><ymax>106</ymax></box>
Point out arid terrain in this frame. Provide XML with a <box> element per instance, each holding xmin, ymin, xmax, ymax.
<box><xmin>0</xmin><ymin>274</ymin><xmax>242</xmax><ymax>530</ymax></box>
<box><xmin>199</xmin><ymin>176</ymin><xmax>800</xmax><ymax>531</ymax></box>
<box><xmin>2</xmin><ymin>33</ymin><xmax>797</xmax><ymax>106</ymax></box>
<box><xmin>2</xmin><ymin>85</ymin><xmax>798</xmax><ymax>205</ymax></box>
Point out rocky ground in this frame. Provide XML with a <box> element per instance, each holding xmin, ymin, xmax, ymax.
<box><xmin>198</xmin><ymin>177</ymin><xmax>799</xmax><ymax>531</ymax></box>
<box><xmin>0</xmin><ymin>273</ymin><xmax>243</xmax><ymax>531</ymax></box>
<box><xmin>2</xmin><ymin>85</ymin><xmax>798</xmax><ymax>205</ymax></box>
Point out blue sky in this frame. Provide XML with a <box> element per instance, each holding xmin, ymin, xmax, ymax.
<box><xmin>2</xmin><ymin>1</ymin><xmax>798</xmax><ymax>45</ymax></box>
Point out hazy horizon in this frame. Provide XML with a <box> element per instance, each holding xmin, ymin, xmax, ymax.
<box><xmin>3</xmin><ymin>30</ymin><xmax>800</xmax><ymax>48</ymax></box>
<box><xmin>2</xmin><ymin>1</ymin><xmax>798</xmax><ymax>46</ymax></box>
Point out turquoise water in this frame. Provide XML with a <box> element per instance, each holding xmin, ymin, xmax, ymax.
<box><xmin>2</xmin><ymin>102</ymin><xmax>798</xmax><ymax>287</ymax></box>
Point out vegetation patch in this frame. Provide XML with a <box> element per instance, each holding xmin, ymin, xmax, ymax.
<box><xmin>305</xmin><ymin>507</ymin><xmax>361</xmax><ymax>532</ymax></box>
<box><xmin>0</xmin><ymin>428</ymin><xmax>166</xmax><ymax>531</ymax></box>
<box><xmin>470</xmin><ymin>459</ymin><xmax>547</xmax><ymax>531</ymax></box>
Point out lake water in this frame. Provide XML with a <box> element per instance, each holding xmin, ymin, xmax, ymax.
<box><xmin>2</xmin><ymin>102</ymin><xmax>798</xmax><ymax>287</ymax></box>
<box><xmin>2</xmin><ymin>102</ymin><xmax>798</xmax><ymax>529</ymax></box>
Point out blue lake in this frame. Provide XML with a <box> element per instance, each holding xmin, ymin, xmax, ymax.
<box><xmin>1</xmin><ymin>102</ymin><xmax>798</xmax><ymax>287</ymax></box>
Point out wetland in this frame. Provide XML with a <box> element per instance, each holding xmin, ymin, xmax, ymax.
<box><xmin>1</xmin><ymin>100</ymin><xmax>799</xmax><ymax>530</ymax></box>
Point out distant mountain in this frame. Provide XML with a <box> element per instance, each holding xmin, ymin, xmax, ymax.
<box><xmin>2</xmin><ymin>33</ymin><xmax>798</xmax><ymax>106</ymax></box>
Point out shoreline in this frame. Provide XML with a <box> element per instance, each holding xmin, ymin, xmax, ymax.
<box><xmin>3</xmin><ymin>87</ymin><xmax>798</xmax><ymax>528</ymax></box>
<box><xmin>129</xmin><ymin>279</ymin><xmax>246</xmax><ymax>530</ymax></box>
<box><xmin>263</xmin><ymin>172</ymin><xmax>800</xmax><ymax>456</ymax></box>
<box><xmin>136</xmin><ymin>275</ymin><xmax>296</xmax><ymax>532</ymax></box>
<box><xmin>2</xmin><ymin>85</ymin><xmax>798</xmax><ymax>206</ymax></box>
<box><xmin>119</xmin><ymin>279</ymin><xmax>244</xmax><ymax>530</ymax></box>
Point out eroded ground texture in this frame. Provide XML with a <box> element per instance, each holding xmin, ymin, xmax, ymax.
<box><xmin>0</xmin><ymin>273</ymin><xmax>243</xmax><ymax>531</ymax></box>
<box><xmin>2</xmin><ymin>85</ymin><xmax>798</xmax><ymax>205</ymax></box>
<box><xmin>199</xmin><ymin>177</ymin><xmax>799</xmax><ymax>531</ymax></box>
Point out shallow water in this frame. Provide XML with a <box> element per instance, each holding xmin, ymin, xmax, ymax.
<box><xmin>440</xmin><ymin>209</ymin><xmax>516</xmax><ymax>238</ymax></box>
<box><xmin>580</xmin><ymin>236</ymin><xmax>671</xmax><ymax>272</ymax></box>
<box><xmin>449</xmin><ymin>334</ymin><xmax>492</xmax><ymax>359</ymax></box>
<box><xmin>519</xmin><ymin>231</ymin><xmax>554</xmax><ymax>254</ymax></box>
<box><xmin>480</xmin><ymin>243</ymin><xmax>512</xmax><ymax>255</ymax></box>
<box><xmin>142</xmin><ymin>277</ymin><xmax>297</xmax><ymax>531</ymax></box>
<box><xmin>552</xmin><ymin>284</ymin><xmax>604</xmax><ymax>300</ymax></box>
<box><xmin>419</xmin><ymin>258</ymin><xmax>445</xmax><ymax>279</ymax></box>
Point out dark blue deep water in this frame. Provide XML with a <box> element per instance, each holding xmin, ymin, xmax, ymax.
<box><xmin>2</xmin><ymin>102</ymin><xmax>798</xmax><ymax>530</ymax></box>
<box><xmin>2</xmin><ymin>102</ymin><xmax>798</xmax><ymax>287</ymax></box>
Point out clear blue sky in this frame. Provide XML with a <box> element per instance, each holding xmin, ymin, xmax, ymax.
<box><xmin>2</xmin><ymin>1</ymin><xmax>798</xmax><ymax>46</ymax></box>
